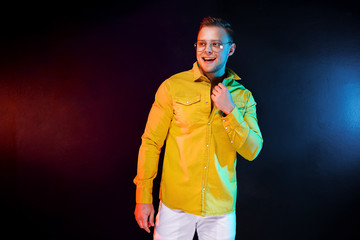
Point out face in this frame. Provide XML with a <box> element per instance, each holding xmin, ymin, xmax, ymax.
<box><xmin>196</xmin><ymin>26</ymin><xmax>236</xmax><ymax>78</ymax></box>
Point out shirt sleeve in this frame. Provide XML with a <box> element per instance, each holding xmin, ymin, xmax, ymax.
<box><xmin>133</xmin><ymin>80</ymin><xmax>173</xmax><ymax>204</ymax></box>
<box><xmin>221</xmin><ymin>90</ymin><xmax>263</xmax><ymax>161</ymax></box>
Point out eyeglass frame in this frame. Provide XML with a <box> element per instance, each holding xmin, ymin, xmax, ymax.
<box><xmin>194</xmin><ymin>40</ymin><xmax>233</xmax><ymax>52</ymax></box>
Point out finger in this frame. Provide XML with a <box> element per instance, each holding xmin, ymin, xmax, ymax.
<box><xmin>211</xmin><ymin>94</ymin><xmax>217</xmax><ymax>104</ymax></box>
<box><xmin>218</xmin><ymin>82</ymin><xmax>226</xmax><ymax>89</ymax></box>
<box><xmin>142</xmin><ymin>217</ymin><xmax>150</xmax><ymax>233</ymax></box>
<box><xmin>138</xmin><ymin>219</ymin><xmax>143</xmax><ymax>229</ymax></box>
<box><xmin>214</xmin><ymin>85</ymin><xmax>222</xmax><ymax>92</ymax></box>
<box><xmin>211</xmin><ymin>93</ymin><xmax>216</xmax><ymax>100</ymax></box>
<box><xmin>149</xmin><ymin>209</ymin><xmax>155</xmax><ymax>227</ymax></box>
<box><xmin>218</xmin><ymin>83</ymin><xmax>229</xmax><ymax>92</ymax></box>
<box><xmin>212</xmin><ymin>88</ymin><xmax>220</xmax><ymax>96</ymax></box>
<box><xmin>219</xmin><ymin>82</ymin><xmax>228</xmax><ymax>90</ymax></box>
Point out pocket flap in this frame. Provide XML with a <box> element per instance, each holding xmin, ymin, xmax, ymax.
<box><xmin>234</xmin><ymin>100</ymin><xmax>245</xmax><ymax>108</ymax></box>
<box><xmin>175</xmin><ymin>95</ymin><xmax>201</xmax><ymax>105</ymax></box>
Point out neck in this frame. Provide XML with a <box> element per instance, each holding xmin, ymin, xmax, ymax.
<box><xmin>207</xmin><ymin>73</ymin><xmax>225</xmax><ymax>85</ymax></box>
<box><xmin>202</xmin><ymin>68</ymin><xmax>227</xmax><ymax>83</ymax></box>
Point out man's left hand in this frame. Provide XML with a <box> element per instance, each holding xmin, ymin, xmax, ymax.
<box><xmin>211</xmin><ymin>82</ymin><xmax>235</xmax><ymax>115</ymax></box>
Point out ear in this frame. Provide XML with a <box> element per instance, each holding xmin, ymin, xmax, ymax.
<box><xmin>228</xmin><ymin>43</ymin><xmax>236</xmax><ymax>56</ymax></box>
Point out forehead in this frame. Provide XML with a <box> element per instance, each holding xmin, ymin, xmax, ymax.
<box><xmin>197</xmin><ymin>26</ymin><xmax>230</xmax><ymax>41</ymax></box>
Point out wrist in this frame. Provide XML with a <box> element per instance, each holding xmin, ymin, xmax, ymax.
<box><xmin>223</xmin><ymin>104</ymin><xmax>235</xmax><ymax>115</ymax></box>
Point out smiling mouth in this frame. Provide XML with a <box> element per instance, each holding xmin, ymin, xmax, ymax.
<box><xmin>202</xmin><ymin>57</ymin><xmax>216</xmax><ymax>62</ymax></box>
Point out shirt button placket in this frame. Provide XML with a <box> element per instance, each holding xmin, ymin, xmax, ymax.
<box><xmin>203</xmin><ymin>118</ymin><xmax>211</xmax><ymax>214</ymax></box>
<box><xmin>203</xmin><ymin>86</ymin><xmax>212</xmax><ymax>215</ymax></box>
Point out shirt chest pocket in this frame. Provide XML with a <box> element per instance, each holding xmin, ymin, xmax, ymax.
<box><xmin>173</xmin><ymin>95</ymin><xmax>201</xmax><ymax>127</ymax></box>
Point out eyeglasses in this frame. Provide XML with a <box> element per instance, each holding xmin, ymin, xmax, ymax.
<box><xmin>194</xmin><ymin>40</ymin><xmax>233</xmax><ymax>52</ymax></box>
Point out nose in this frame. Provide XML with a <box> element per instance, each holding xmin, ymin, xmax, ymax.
<box><xmin>205</xmin><ymin>43</ymin><xmax>213</xmax><ymax>53</ymax></box>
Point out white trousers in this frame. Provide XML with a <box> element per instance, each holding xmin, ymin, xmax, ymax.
<box><xmin>154</xmin><ymin>202</ymin><xmax>236</xmax><ymax>240</ymax></box>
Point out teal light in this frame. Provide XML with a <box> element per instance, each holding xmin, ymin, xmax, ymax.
<box><xmin>342</xmin><ymin>83</ymin><xmax>360</xmax><ymax>132</ymax></box>
<box><xmin>331</xmin><ymin>63</ymin><xmax>360</xmax><ymax>133</ymax></box>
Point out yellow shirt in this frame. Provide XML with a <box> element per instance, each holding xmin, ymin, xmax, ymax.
<box><xmin>134</xmin><ymin>62</ymin><xmax>263</xmax><ymax>216</ymax></box>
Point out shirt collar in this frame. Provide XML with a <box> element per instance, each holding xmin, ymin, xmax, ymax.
<box><xmin>192</xmin><ymin>62</ymin><xmax>241</xmax><ymax>85</ymax></box>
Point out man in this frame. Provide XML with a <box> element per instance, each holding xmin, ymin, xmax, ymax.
<box><xmin>134</xmin><ymin>17</ymin><xmax>263</xmax><ymax>240</ymax></box>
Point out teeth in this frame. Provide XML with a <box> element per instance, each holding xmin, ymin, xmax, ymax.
<box><xmin>203</xmin><ymin>58</ymin><xmax>215</xmax><ymax>61</ymax></box>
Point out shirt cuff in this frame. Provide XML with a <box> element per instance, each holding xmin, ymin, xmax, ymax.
<box><xmin>221</xmin><ymin>107</ymin><xmax>249</xmax><ymax>147</ymax></box>
<box><xmin>135</xmin><ymin>185</ymin><xmax>153</xmax><ymax>204</ymax></box>
<box><xmin>221</xmin><ymin>107</ymin><xmax>245</xmax><ymax>129</ymax></box>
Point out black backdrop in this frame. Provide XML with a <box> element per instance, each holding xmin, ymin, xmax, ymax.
<box><xmin>2</xmin><ymin>0</ymin><xmax>360</xmax><ymax>239</ymax></box>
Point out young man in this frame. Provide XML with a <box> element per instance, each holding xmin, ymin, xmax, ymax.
<box><xmin>134</xmin><ymin>17</ymin><xmax>263</xmax><ymax>240</ymax></box>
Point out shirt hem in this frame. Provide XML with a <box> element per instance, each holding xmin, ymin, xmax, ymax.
<box><xmin>160</xmin><ymin>199</ymin><xmax>235</xmax><ymax>217</ymax></box>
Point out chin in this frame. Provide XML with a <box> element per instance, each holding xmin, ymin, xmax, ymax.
<box><xmin>200</xmin><ymin>64</ymin><xmax>220</xmax><ymax>74</ymax></box>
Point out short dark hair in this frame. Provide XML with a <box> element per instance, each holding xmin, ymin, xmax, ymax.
<box><xmin>199</xmin><ymin>17</ymin><xmax>234</xmax><ymax>42</ymax></box>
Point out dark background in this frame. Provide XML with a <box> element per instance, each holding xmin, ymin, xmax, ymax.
<box><xmin>1</xmin><ymin>0</ymin><xmax>360</xmax><ymax>239</ymax></box>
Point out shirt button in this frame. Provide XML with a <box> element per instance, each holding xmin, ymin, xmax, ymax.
<box><xmin>222</xmin><ymin>119</ymin><xmax>225</xmax><ymax>122</ymax></box>
<box><xmin>186</xmin><ymin>101</ymin><xmax>189</xmax><ymax>104</ymax></box>
<box><xmin>208</xmin><ymin>122</ymin><xmax>210</xmax><ymax>125</ymax></box>
<box><xmin>204</xmin><ymin>166</ymin><xmax>207</xmax><ymax>169</ymax></box>
<box><xmin>206</xmin><ymin>144</ymin><xmax>209</xmax><ymax>147</ymax></box>
<box><xmin>231</xmin><ymin>140</ymin><xmax>233</xmax><ymax>143</ymax></box>
<box><xmin>202</xmin><ymin>188</ymin><xmax>205</xmax><ymax>191</ymax></box>
<box><xmin>205</xmin><ymin>101</ymin><xmax>208</xmax><ymax>104</ymax></box>
<box><xmin>225</xmin><ymin>127</ymin><xmax>228</xmax><ymax>130</ymax></box>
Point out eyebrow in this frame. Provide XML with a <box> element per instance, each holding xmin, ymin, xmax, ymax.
<box><xmin>197</xmin><ymin>39</ymin><xmax>223</xmax><ymax>41</ymax></box>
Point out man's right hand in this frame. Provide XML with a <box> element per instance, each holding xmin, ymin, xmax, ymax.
<box><xmin>134</xmin><ymin>203</ymin><xmax>155</xmax><ymax>233</ymax></box>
